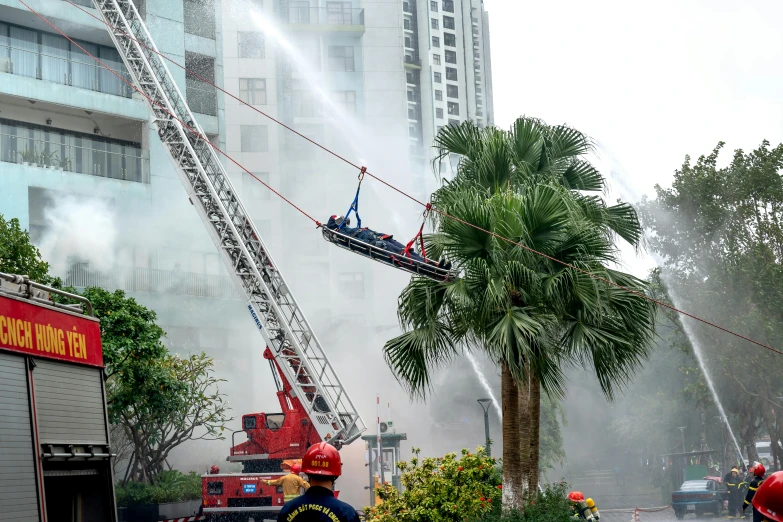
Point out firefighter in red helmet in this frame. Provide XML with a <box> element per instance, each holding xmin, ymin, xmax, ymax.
<box><xmin>277</xmin><ymin>442</ymin><xmax>359</xmax><ymax>522</ymax></box>
<box><xmin>752</xmin><ymin>471</ymin><xmax>783</xmax><ymax>522</ymax></box>
<box><xmin>744</xmin><ymin>464</ymin><xmax>767</xmax><ymax>522</ymax></box>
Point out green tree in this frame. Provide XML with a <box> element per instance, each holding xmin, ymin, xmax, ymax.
<box><xmin>384</xmin><ymin>118</ymin><xmax>656</xmax><ymax>508</ymax></box>
<box><xmin>365</xmin><ymin>448</ymin><xmax>501</xmax><ymax>522</ymax></box>
<box><xmin>639</xmin><ymin>140</ymin><xmax>783</xmax><ymax>467</ymax></box>
<box><xmin>0</xmin><ymin>214</ymin><xmax>53</xmax><ymax>283</ymax></box>
<box><xmin>83</xmin><ymin>287</ymin><xmax>231</xmax><ymax>483</ymax></box>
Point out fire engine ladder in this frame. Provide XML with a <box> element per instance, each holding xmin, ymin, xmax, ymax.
<box><xmin>92</xmin><ymin>0</ymin><xmax>365</xmax><ymax>446</ymax></box>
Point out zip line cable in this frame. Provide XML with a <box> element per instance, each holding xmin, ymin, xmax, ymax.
<box><xmin>43</xmin><ymin>0</ymin><xmax>783</xmax><ymax>357</ymax></box>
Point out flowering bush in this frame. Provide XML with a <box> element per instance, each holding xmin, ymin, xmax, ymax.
<box><xmin>365</xmin><ymin>447</ymin><xmax>501</xmax><ymax>522</ymax></box>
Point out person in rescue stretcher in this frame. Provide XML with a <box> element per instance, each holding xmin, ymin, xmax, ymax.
<box><xmin>325</xmin><ymin>215</ymin><xmax>452</xmax><ymax>270</ymax></box>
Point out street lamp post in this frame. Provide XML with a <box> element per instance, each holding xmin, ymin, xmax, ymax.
<box><xmin>477</xmin><ymin>398</ymin><xmax>492</xmax><ymax>457</ymax></box>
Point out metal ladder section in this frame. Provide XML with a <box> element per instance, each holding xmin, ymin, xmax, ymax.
<box><xmin>93</xmin><ymin>0</ymin><xmax>365</xmax><ymax>445</ymax></box>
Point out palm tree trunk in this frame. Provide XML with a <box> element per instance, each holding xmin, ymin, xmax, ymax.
<box><xmin>528</xmin><ymin>373</ymin><xmax>541</xmax><ymax>493</ymax></box>
<box><xmin>518</xmin><ymin>372</ymin><xmax>531</xmax><ymax>493</ymax></box>
<box><xmin>502</xmin><ymin>362</ymin><xmax>523</xmax><ymax>511</ymax></box>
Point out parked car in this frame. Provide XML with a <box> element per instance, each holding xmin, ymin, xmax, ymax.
<box><xmin>672</xmin><ymin>479</ymin><xmax>724</xmax><ymax>519</ymax></box>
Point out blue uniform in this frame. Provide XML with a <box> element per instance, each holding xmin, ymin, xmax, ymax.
<box><xmin>277</xmin><ymin>486</ymin><xmax>359</xmax><ymax>522</ymax></box>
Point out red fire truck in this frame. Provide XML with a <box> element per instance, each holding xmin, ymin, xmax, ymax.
<box><xmin>0</xmin><ymin>272</ymin><xmax>117</xmax><ymax>521</ymax></box>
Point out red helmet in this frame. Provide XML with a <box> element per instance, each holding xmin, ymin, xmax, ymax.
<box><xmin>210</xmin><ymin>465</ymin><xmax>220</xmax><ymax>474</ymax></box>
<box><xmin>568</xmin><ymin>491</ymin><xmax>585</xmax><ymax>502</ymax></box>
<box><xmin>290</xmin><ymin>463</ymin><xmax>301</xmax><ymax>475</ymax></box>
<box><xmin>755</xmin><ymin>464</ymin><xmax>766</xmax><ymax>477</ymax></box>
<box><xmin>301</xmin><ymin>442</ymin><xmax>341</xmax><ymax>477</ymax></box>
<box><xmin>752</xmin><ymin>471</ymin><xmax>783</xmax><ymax>522</ymax></box>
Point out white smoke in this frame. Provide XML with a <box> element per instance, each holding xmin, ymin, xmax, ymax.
<box><xmin>37</xmin><ymin>195</ymin><xmax>118</xmax><ymax>274</ymax></box>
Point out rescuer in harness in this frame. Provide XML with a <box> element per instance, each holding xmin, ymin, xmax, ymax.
<box><xmin>325</xmin><ymin>215</ymin><xmax>452</xmax><ymax>270</ymax></box>
<box><xmin>751</xmin><ymin>471</ymin><xmax>783</xmax><ymax>522</ymax></box>
<box><xmin>265</xmin><ymin>463</ymin><xmax>309</xmax><ymax>503</ymax></box>
<box><xmin>725</xmin><ymin>467</ymin><xmax>747</xmax><ymax>519</ymax></box>
<box><xmin>743</xmin><ymin>464</ymin><xmax>766</xmax><ymax>522</ymax></box>
<box><xmin>277</xmin><ymin>442</ymin><xmax>359</xmax><ymax>522</ymax></box>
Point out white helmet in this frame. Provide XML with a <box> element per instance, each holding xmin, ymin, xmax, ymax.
<box><xmin>336</xmin><ymin>215</ymin><xmax>350</xmax><ymax>226</ymax></box>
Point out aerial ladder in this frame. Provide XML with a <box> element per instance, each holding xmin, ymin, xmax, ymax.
<box><xmin>91</xmin><ymin>0</ymin><xmax>365</xmax><ymax>467</ymax></box>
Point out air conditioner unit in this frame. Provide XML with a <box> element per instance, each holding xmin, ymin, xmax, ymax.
<box><xmin>0</xmin><ymin>57</ymin><xmax>11</xmax><ymax>73</ymax></box>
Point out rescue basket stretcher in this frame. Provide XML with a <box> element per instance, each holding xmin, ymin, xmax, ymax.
<box><xmin>322</xmin><ymin>227</ymin><xmax>459</xmax><ymax>282</ymax></box>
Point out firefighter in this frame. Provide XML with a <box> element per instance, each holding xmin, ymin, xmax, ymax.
<box><xmin>265</xmin><ymin>463</ymin><xmax>310</xmax><ymax>503</ymax></box>
<box><xmin>751</xmin><ymin>471</ymin><xmax>782</xmax><ymax>522</ymax></box>
<box><xmin>743</xmin><ymin>464</ymin><xmax>766</xmax><ymax>522</ymax></box>
<box><xmin>277</xmin><ymin>442</ymin><xmax>360</xmax><ymax>522</ymax></box>
<box><xmin>726</xmin><ymin>468</ymin><xmax>747</xmax><ymax>519</ymax></box>
<box><xmin>568</xmin><ymin>491</ymin><xmax>592</xmax><ymax>520</ymax></box>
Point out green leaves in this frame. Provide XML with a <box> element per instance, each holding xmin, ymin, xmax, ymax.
<box><xmin>386</xmin><ymin>116</ymin><xmax>655</xmax><ymax>401</ymax></box>
<box><xmin>365</xmin><ymin>447</ymin><xmax>501</xmax><ymax>522</ymax></box>
<box><xmin>0</xmin><ymin>214</ymin><xmax>54</xmax><ymax>284</ymax></box>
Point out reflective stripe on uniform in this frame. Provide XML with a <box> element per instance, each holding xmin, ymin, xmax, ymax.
<box><xmin>748</xmin><ymin>487</ymin><xmax>758</xmax><ymax>491</ymax></box>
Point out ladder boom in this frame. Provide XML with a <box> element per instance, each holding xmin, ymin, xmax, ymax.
<box><xmin>93</xmin><ymin>0</ymin><xmax>365</xmax><ymax>445</ymax></box>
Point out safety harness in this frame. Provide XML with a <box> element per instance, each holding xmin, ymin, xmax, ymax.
<box><xmin>337</xmin><ymin>166</ymin><xmax>366</xmax><ymax>231</ymax></box>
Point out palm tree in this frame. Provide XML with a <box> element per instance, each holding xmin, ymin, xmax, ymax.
<box><xmin>383</xmin><ymin>117</ymin><xmax>656</xmax><ymax>509</ymax></box>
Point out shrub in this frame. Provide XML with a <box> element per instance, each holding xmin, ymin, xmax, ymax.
<box><xmin>475</xmin><ymin>482</ymin><xmax>575</xmax><ymax>522</ymax></box>
<box><xmin>365</xmin><ymin>447</ymin><xmax>501</xmax><ymax>522</ymax></box>
<box><xmin>115</xmin><ymin>470</ymin><xmax>202</xmax><ymax>507</ymax></box>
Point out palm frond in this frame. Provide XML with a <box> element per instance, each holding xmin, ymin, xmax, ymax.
<box><xmin>560</xmin><ymin>160</ymin><xmax>605</xmax><ymax>192</ymax></box>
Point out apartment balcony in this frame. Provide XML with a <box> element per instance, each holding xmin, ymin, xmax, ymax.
<box><xmin>279</xmin><ymin>6</ymin><xmax>365</xmax><ymax>33</ymax></box>
<box><xmin>404</xmin><ymin>55</ymin><xmax>422</xmax><ymax>69</ymax></box>
<box><xmin>65</xmin><ymin>263</ymin><xmax>242</xmax><ymax>301</ymax></box>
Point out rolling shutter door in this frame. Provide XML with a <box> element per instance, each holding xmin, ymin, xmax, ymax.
<box><xmin>33</xmin><ymin>360</ymin><xmax>108</xmax><ymax>445</ymax></box>
<box><xmin>0</xmin><ymin>352</ymin><xmax>40</xmax><ymax>521</ymax></box>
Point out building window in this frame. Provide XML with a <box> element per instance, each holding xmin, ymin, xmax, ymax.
<box><xmin>407</xmin><ymin>90</ymin><xmax>416</xmax><ymax>102</ymax></box>
<box><xmin>446</xmin><ymin>67</ymin><xmax>458</xmax><ymax>81</ymax></box>
<box><xmin>445</xmin><ymin>50</ymin><xmax>457</xmax><ymax>63</ymax></box>
<box><xmin>239</xmin><ymin>78</ymin><xmax>267</xmax><ymax>105</ymax></box>
<box><xmin>442</xmin><ymin>0</ymin><xmax>454</xmax><ymax>12</ymax></box>
<box><xmin>431</xmin><ymin>18</ymin><xmax>439</xmax><ymax>29</ymax></box>
<box><xmin>327</xmin><ymin>45</ymin><xmax>354</xmax><ymax>71</ymax></box>
<box><xmin>443</xmin><ymin>15</ymin><xmax>455</xmax><ymax>29</ymax></box>
<box><xmin>444</xmin><ymin>32</ymin><xmax>456</xmax><ymax>47</ymax></box>
<box><xmin>292</xmin><ymin>84</ymin><xmax>321</xmax><ymax>117</ymax></box>
<box><xmin>435</xmin><ymin>90</ymin><xmax>443</xmax><ymax>101</ymax></box>
<box><xmin>288</xmin><ymin>1</ymin><xmax>311</xmax><ymax>23</ymax></box>
<box><xmin>338</xmin><ymin>273</ymin><xmax>364</xmax><ymax>299</ymax></box>
<box><xmin>409</xmin><ymin>125</ymin><xmax>417</xmax><ymax>137</ymax></box>
<box><xmin>430</xmin><ymin>0</ymin><xmax>438</xmax><ymax>11</ymax></box>
<box><xmin>408</xmin><ymin>108</ymin><xmax>416</xmax><ymax>119</ymax></box>
<box><xmin>243</xmin><ymin>172</ymin><xmax>270</xmax><ymax>200</ymax></box>
<box><xmin>406</xmin><ymin>72</ymin><xmax>415</xmax><ymax>84</ymax></box>
<box><xmin>240</xmin><ymin>125</ymin><xmax>269</xmax><ymax>152</ymax></box>
<box><xmin>185</xmin><ymin>52</ymin><xmax>217</xmax><ymax>116</ymax></box>
<box><xmin>0</xmin><ymin>24</ymin><xmax>132</xmax><ymax>98</ymax></box>
<box><xmin>436</xmin><ymin>107</ymin><xmax>444</xmax><ymax>119</ymax></box>
<box><xmin>448</xmin><ymin>118</ymin><xmax>460</xmax><ymax>126</ymax></box>
<box><xmin>447</xmin><ymin>102</ymin><xmax>459</xmax><ymax>115</ymax></box>
<box><xmin>403</xmin><ymin>2</ymin><xmax>411</xmax><ymax>12</ymax></box>
<box><xmin>333</xmin><ymin>90</ymin><xmax>357</xmax><ymax>115</ymax></box>
<box><xmin>433</xmin><ymin>54</ymin><xmax>441</xmax><ymax>65</ymax></box>
<box><xmin>432</xmin><ymin>36</ymin><xmax>440</xmax><ymax>47</ymax></box>
<box><xmin>404</xmin><ymin>19</ymin><xmax>411</xmax><ymax>30</ymax></box>
<box><xmin>433</xmin><ymin>71</ymin><xmax>442</xmax><ymax>83</ymax></box>
<box><xmin>238</xmin><ymin>32</ymin><xmax>264</xmax><ymax>58</ymax></box>
<box><xmin>326</xmin><ymin>2</ymin><xmax>353</xmax><ymax>25</ymax></box>
<box><xmin>184</xmin><ymin>0</ymin><xmax>216</xmax><ymax>39</ymax></box>
<box><xmin>447</xmin><ymin>84</ymin><xmax>458</xmax><ymax>98</ymax></box>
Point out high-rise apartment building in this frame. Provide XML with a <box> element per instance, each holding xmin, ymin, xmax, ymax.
<box><xmin>404</xmin><ymin>0</ymin><xmax>494</xmax><ymax>199</ymax></box>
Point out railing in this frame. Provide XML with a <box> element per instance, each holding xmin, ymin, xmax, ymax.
<box><xmin>1</xmin><ymin>132</ymin><xmax>148</xmax><ymax>183</ymax></box>
<box><xmin>0</xmin><ymin>43</ymin><xmax>133</xmax><ymax>98</ymax></box>
<box><xmin>65</xmin><ymin>263</ymin><xmax>243</xmax><ymax>300</ymax></box>
<box><xmin>280</xmin><ymin>7</ymin><xmax>365</xmax><ymax>27</ymax></box>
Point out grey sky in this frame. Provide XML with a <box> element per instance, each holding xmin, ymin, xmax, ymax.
<box><xmin>486</xmin><ymin>0</ymin><xmax>783</xmax><ymax>198</ymax></box>
<box><xmin>484</xmin><ymin>0</ymin><xmax>783</xmax><ymax>275</ymax></box>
